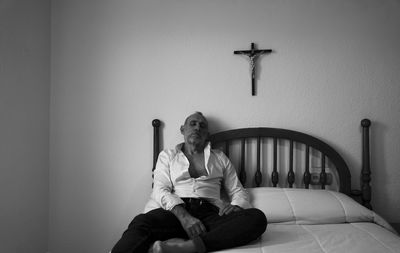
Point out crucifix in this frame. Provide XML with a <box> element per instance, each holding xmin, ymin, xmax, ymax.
<box><xmin>234</xmin><ymin>43</ymin><xmax>273</xmax><ymax>96</ymax></box>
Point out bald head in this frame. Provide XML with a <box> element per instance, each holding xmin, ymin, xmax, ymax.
<box><xmin>180</xmin><ymin>112</ymin><xmax>209</xmax><ymax>149</ymax></box>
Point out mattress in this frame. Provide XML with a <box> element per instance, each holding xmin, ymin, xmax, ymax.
<box><xmin>143</xmin><ymin>187</ymin><xmax>400</xmax><ymax>253</ymax></box>
<box><xmin>213</xmin><ymin>188</ymin><xmax>400</xmax><ymax>253</ymax></box>
<box><xmin>214</xmin><ymin>223</ymin><xmax>400</xmax><ymax>253</ymax></box>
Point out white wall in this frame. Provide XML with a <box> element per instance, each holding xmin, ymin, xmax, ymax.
<box><xmin>50</xmin><ymin>0</ymin><xmax>400</xmax><ymax>252</ymax></box>
<box><xmin>0</xmin><ymin>0</ymin><xmax>50</xmax><ymax>252</ymax></box>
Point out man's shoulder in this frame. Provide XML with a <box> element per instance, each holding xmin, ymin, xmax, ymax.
<box><xmin>160</xmin><ymin>148</ymin><xmax>179</xmax><ymax>157</ymax></box>
<box><xmin>159</xmin><ymin>144</ymin><xmax>183</xmax><ymax>159</ymax></box>
<box><xmin>210</xmin><ymin>147</ymin><xmax>230</xmax><ymax>162</ymax></box>
<box><xmin>210</xmin><ymin>147</ymin><xmax>225</xmax><ymax>156</ymax></box>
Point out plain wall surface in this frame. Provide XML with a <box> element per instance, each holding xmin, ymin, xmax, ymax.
<box><xmin>16</xmin><ymin>0</ymin><xmax>400</xmax><ymax>252</ymax></box>
<box><xmin>0</xmin><ymin>0</ymin><xmax>50</xmax><ymax>252</ymax></box>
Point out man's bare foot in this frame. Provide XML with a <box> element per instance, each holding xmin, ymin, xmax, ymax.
<box><xmin>152</xmin><ymin>238</ymin><xmax>196</xmax><ymax>253</ymax></box>
<box><xmin>149</xmin><ymin>238</ymin><xmax>185</xmax><ymax>252</ymax></box>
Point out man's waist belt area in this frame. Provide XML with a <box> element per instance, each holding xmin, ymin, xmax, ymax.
<box><xmin>181</xmin><ymin>198</ymin><xmax>207</xmax><ymax>207</ymax></box>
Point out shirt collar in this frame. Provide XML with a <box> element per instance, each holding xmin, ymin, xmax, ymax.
<box><xmin>175</xmin><ymin>142</ymin><xmax>211</xmax><ymax>175</ymax></box>
<box><xmin>175</xmin><ymin>142</ymin><xmax>211</xmax><ymax>154</ymax></box>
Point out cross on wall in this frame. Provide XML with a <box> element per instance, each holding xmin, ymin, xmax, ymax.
<box><xmin>234</xmin><ymin>43</ymin><xmax>273</xmax><ymax>96</ymax></box>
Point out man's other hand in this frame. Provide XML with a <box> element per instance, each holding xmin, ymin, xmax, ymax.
<box><xmin>219</xmin><ymin>204</ymin><xmax>242</xmax><ymax>216</ymax></box>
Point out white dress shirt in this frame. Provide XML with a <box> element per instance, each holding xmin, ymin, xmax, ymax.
<box><xmin>151</xmin><ymin>142</ymin><xmax>251</xmax><ymax>211</ymax></box>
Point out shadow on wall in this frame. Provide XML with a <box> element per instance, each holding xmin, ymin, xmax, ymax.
<box><xmin>206</xmin><ymin>115</ymin><xmax>227</xmax><ymax>135</ymax></box>
<box><xmin>370</xmin><ymin>120</ymin><xmax>388</xmax><ymax>210</ymax></box>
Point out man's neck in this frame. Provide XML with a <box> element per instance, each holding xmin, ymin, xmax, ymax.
<box><xmin>183</xmin><ymin>143</ymin><xmax>205</xmax><ymax>156</ymax></box>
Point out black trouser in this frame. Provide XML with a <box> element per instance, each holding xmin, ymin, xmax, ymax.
<box><xmin>111</xmin><ymin>199</ymin><xmax>267</xmax><ymax>253</ymax></box>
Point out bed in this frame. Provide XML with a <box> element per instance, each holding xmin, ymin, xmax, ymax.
<box><xmin>146</xmin><ymin>118</ymin><xmax>400</xmax><ymax>253</ymax></box>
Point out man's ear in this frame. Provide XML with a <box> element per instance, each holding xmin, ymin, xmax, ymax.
<box><xmin>180</xmin><ymin>125</ymin><xmax>184</xmax><ymax>134</ymax></box>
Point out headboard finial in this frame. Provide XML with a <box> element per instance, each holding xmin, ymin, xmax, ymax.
<box><xmin>152</xmin><ymin>119</ymin><xmax>161</xmax><ymax>128</ymax></box>
<box><xmin>361</xmin><ymin>119</ymin><xmax>371</xmax><ymax>128</ymax></box>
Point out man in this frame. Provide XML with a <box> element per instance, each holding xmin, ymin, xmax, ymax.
<box><xmin>112</xmin><ymin>112</ymin><xmax>267</xmax><ymax>253</ymax></box>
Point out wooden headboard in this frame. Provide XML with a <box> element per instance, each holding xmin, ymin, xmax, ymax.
<box><xmin>151</xmin><ymin>119</ymin><xmax>372</xmax><ymax>209</ymax></box>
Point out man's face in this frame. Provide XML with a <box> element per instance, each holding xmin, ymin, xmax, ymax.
<box><xmin>180</xmin><ymin>113</ymin><xmax>209</xmax><ymax>147</ymax></box>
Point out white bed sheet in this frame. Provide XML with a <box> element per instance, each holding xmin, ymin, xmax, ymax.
<box><xmin>213</xmin><ymin>188</ymin><xmax>400</xmax><ymax>252</ymax></box>
<box><xmin>214</xmin><ymin>223</ymin><xmax>400</xmax><ymax>253</ymax></box>
<box><xmin>143</xmin><ymin>188</ymin><xmax>400</xmax><ymax>253</ymax></box>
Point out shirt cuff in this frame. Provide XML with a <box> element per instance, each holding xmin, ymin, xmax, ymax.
<box><xmin>231</xmin><ymin>199</ymin><xmax>253</xmax><ymax>209</ymax></box>
<box><xmin>161</xmin><ymin>195</ymin><xmax>185</xmax><ymax>211</ymax></box>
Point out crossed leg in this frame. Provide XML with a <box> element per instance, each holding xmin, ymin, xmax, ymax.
<box><xmin>112</xmin><ymin>207</ymin><xmax>267</xmax><ymax>253</ymax></box>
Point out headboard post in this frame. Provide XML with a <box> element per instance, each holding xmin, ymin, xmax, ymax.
<box><xmin>361</xmin><ymin>119</ymin><xmax>372</xmax><ymax>210</ymax></box>
<box><xmin>152</xmin><ymin>119</ymin><xmax>161</xmax><ymax>180</ymax></box>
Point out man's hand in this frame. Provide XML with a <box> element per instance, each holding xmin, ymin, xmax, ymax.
<box><xmin>219</xmin><ymin>204</ymin><xmax>243</xmax><ymax>216</ymax></box>
<box><xmin>179</xmin><ymin>214</ymin><xmax>206</xmax><ymax>238</ymax></box>
<box><xmin>171</xmin><ymin>204</ymin><xmax>207</xmax><ymax>238</ymax></box>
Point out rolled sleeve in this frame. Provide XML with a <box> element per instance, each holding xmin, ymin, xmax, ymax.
<box><xmin>153</xmin><ymin>151</ymin><xmax>184</xmax><ymax>210</ymax></box>
<box><xmin>220</xmin><ymin>152</ymin><xmax>252</xmax><ymax>209</ymax></box>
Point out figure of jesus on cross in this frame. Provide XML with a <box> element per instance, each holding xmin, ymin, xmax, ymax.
<box><xmin>234</xmin><ymin>43</ymin><xmax>272</xmax><ymax>96</ymax></box>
